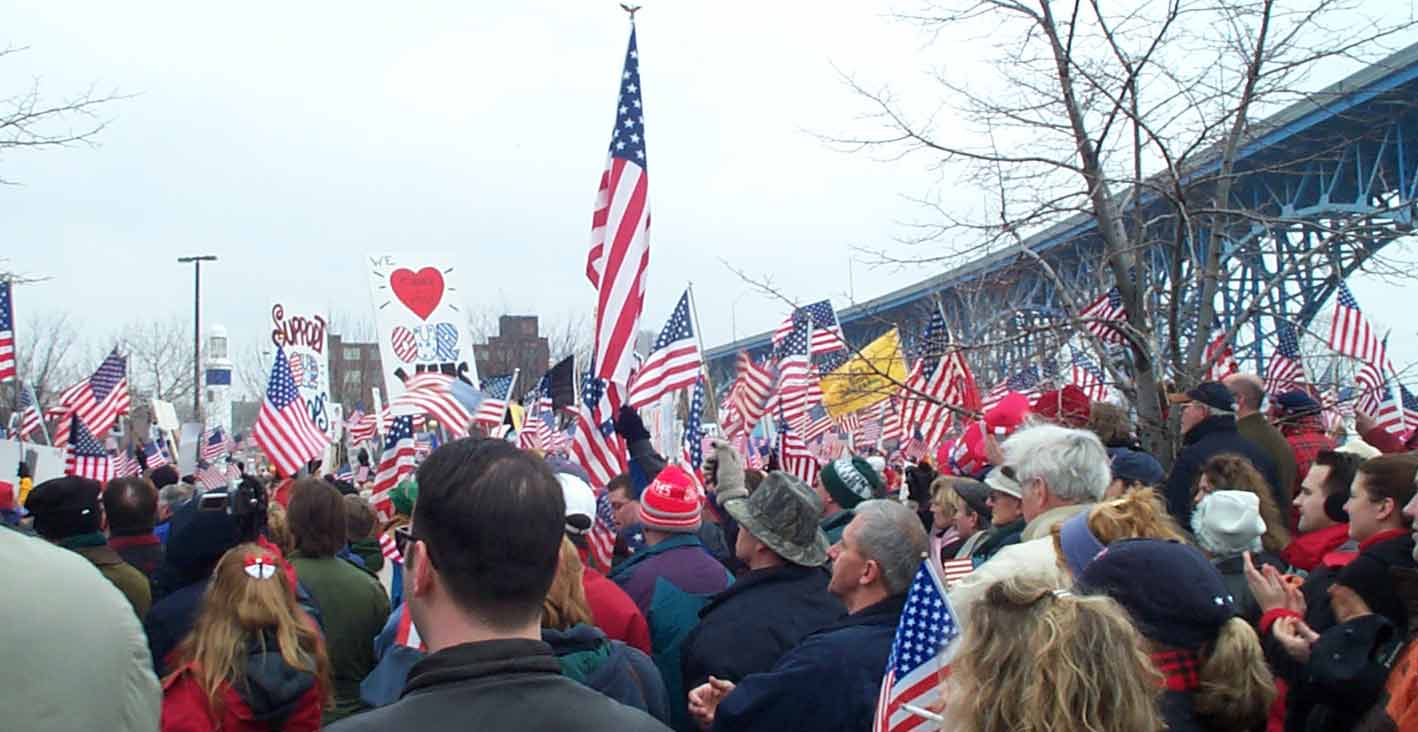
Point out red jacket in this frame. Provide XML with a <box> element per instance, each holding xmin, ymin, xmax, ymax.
<box><xmin>1279</xmin><ymin>523</ymin><xmax>1350</xmax><ymax>573</ymax></box>
<box><xmin>161</xmin><ymin>664</ymin><xmax>322</xmax><ymax>732</ymax></box>
<box><xmin>582</xmin><ymin>565</ymin><xmax>652</xmax><ymax>655</ymax></box>
<box><xmin>1362</xmin><ymin>425</ymin><xmax>1418</xmax><ymax>455</ymax></box>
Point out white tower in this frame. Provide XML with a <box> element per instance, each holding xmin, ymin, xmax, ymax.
<box><xmin>205</xmin><ymin>324</ymin><xmax>234</xmax><ymax>435</ymax></box>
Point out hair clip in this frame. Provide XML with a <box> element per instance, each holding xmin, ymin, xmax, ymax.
<box><xmin>1051</xmin><ymin>589</ymin><xmax>1074</xmax><ymax>599</ymax></box>
<box><xmin>244</xmin><ymin>556</ymin><xmax>277</xmax><ymax>580</ymax></box>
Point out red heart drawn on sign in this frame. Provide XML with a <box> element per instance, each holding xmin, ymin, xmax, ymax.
<box><xmin>389</xmin><ymin>267</ymin><xmax>445</xmax><ymax>321</ymax></box>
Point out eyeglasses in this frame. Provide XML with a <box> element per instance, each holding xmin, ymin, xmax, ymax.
<box><xmin>393</xmin><ymin>525</ymin><xmax>434</xmax><ymax>566</ymax></box>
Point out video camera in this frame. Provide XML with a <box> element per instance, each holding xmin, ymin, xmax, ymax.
<box><xmin>197</xmin><ymin>474</ymin><xmax>269</xmax><ymax>542</ymax></box>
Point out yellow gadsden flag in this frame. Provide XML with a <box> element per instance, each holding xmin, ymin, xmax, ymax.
<box><xmin>820</xmin><ymin>328</ymin><xmax>908</xmax><ymax>417</ymax></box>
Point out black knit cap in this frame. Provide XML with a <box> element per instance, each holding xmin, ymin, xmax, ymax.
<box><xmin>1335</xmin><ymin>542</ymin><xmax>1417</xmax><ymax>629</ymax></box>
<box><xmin>24</xmin><ymin>476</ymin><xmax>103</xmax><ymax>539</ymax></box>
<box><xmin>1079</xmin><ymin>538</ymin><xmax>1238</xmax><ymax>650</ymax></box>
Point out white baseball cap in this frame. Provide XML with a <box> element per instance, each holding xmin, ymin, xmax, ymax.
<box><xmin>557</xmin><ymin>473</ymin><xmax>597</xmax><ymax>535</ymax></box>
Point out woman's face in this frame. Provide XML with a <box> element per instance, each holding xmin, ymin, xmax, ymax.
<box><xmin>1193</xmin><ymin>474</ymin><xmax>1215</xmax><ymax>505</ymax></box>
<box><xmin>930</xmin><ymin>499</ymin><xmax>952</xmax><ymax>530</ymax></box>
<box><xmin>953</xmin><ymin>500</ymin><xmax>979</xmax><ymax>538</ymax></box>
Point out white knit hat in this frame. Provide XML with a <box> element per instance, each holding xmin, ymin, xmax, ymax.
<box><xmin>1191</xmin><ymin>490</ymin><xmax>1266</xmax><ymax>557</ymax></box>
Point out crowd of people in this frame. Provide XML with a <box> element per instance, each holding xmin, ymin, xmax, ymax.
<box><xmin>4</xmin><ymin>370</ymin><xmax>1418</xmax><ymax>732</ymax></box>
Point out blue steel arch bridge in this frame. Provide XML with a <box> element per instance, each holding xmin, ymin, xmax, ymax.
<box><xmin>705</xmin><ymin>41</ymin><xmax>1418</xmax><ymax>394</ymax></box>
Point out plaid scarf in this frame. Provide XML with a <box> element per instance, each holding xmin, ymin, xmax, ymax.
<box><xmin>1151</xmin><ymin>648</ymin><xmax>1201</xmax><ymax>693</ymax></box>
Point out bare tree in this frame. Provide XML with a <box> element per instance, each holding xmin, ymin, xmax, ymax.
<box><xmin>1</xmin><ymin>46</ymin><xmax>127</xmax><ymax>184</ymax></box>
<box><xmin>823</xmin><ymin>0</ymin><xmax>1416</xmax><ymax>458</ymax></box>
<box><xmin>118</xmin><ymin>315</ymin><xmax>200</xmax><ymax>419</ymax></box>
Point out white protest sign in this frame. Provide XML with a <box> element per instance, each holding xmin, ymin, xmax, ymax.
<box><xmin>0</xmin><ymin>440</ymin><xmax>67</xmax><ymax>486</ymax></box>
<box><xmin>367</xmin><ymin>254</ymin><xmax>480</xmax><ymax>399</ymax></box>
<box><xmin>269</xmin><ymin>302</ymin><xmax>337</xmax><ymax>439</ymax></box>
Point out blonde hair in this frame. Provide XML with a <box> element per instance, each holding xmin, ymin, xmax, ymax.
<box><xmin>1051</xmin><ymin>488</ymin><xmax>1188</xmax><ymax>570</ymax></box>
<box><xmin>542</xmin><ymin>537</ymin><xmax>594</xmax><ymax>630</ymax></box>
<box><xmin>928</xmin><ymin>476</ymin><xmax>963</xmax><ymax>519</ymax></box>
<box><xmin>1192</xmin><ymin>618</ymin><xmax>1276</xmax><ymax>730</ymax></box>
<box><xmin>264</xmin><ymin>503</ymin><xmax>294</xmax><ymax>556</ymax></box>
<box><xmin>1197</xmin><ymin>454</ymin><xmax>1291</xmax><ymax>552</ymax></box>
<box><xmin>944</xmin><ymin>577</ymin><xmax>1164</xmax><ymax>732</ymax></box>
<box><xmin>168</xmin><ymin>543</ymin><xmax>331</xmax><ymax>716</ymax></box>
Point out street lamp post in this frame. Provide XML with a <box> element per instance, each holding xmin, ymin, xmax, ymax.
<box><xmin>177</xmin><ymin>255</ymin><xmax>217</xmax><ymax>421</ymax></box>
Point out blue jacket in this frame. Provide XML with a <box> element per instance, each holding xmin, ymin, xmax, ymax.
<box><xmin>610</xmin><ymin>534</ymin><xmax>732</xmax><ymax>731</ymax></box>
<box><xmin>713</xmin><ymin>594</ymin><xmax>906</xmax><ymax>732</ymax></box>
<box><xmin>681</xmin><ymin>564</ymin><xmax>843</xmax><ymax>690</ymax></box>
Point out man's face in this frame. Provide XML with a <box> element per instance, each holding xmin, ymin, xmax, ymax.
<box><xmin>987</xmin><ymin>490</ymin><xmax>1023</xmax><ymax>526</ymax></box>
<box><xmin>608</xmin><ymin>488</ymin><xmax>639</xmax><ymax>529</ymax></box>
<box><xmin>1180</xmin><ymin>401</ymin><xmax>1207</xmax><ymax>434</ymax></box>
<box><xmin>1344</xmin><ymin>473</ymin><xmax>1391</xmax><ymax>542</ymax></box>
<box><xmin>1294</xmin><ymin>464</ymin><xmax>1336</xmax><ymax>532</ymax></box>
<box><xmin>734</xmin><ymin>525</ymin><xmax>760</xmax><ymax>566</ymax></box>
<box><xmin>1403</xmin><ymin>491</ymin><xmax>1418</xmax><ymax>563</ymax></box>
<box><xmin>1020</xmin><ymin>476</ymin><xmax>1049</xmax><ymax>522</ymax></box>
<box><xmin>827</xmin><ymin>518</ymin><xmax>868</xmax><ymax>599</ymax></box>
<box><xmin>952</xmin><ymin>500</ymin><xmax>980</xmax><ymax>538</ymax></box>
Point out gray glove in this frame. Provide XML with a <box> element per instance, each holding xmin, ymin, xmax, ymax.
<box><xmin>711</xmin><ymin>439</ymin><xmax>747</xmax><ymax>506</ymax></box>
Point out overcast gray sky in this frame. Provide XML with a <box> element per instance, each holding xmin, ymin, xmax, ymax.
<box><xmin>4</xmin><ymin>1</ymin><xmax>1417</xmax><ymax>387</ymax></box>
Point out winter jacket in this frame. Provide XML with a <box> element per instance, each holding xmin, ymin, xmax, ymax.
<box><xmin>1165</xmin><ymin>415</ymin><xmax>1279</xmax><ymax>527</ymax></box>
<box><xmin>1281</xmin><ymin>523</ymin><xmax>1351</xmax><ymax>574</ymax></box>
<box><xmin>970</xmin><ymin>517</ymin><xmax>1026</xmax><ymax>565</ymax></box>
<box><xmin>951</xmin><ymin>510</ymin><xmax>1077</xmax><ymax>630</ymax></box>
<box><xmin>712</xmin><ymin>594</ymin><xmax>907</xmax><ymax>732</ymax></box>
<box><xmin>290</xmin><ymin>553</ymin><xmax>390</xmax><ymax>724</ymax></box>
<box><xmin>146</xmin><ymin>578</ymin><xmax>212</xmax><ymax>677</ymax></box>
<box><xmin>110</xmin><ymin>532</ymin><xmax>166</xmax><ymax>580</ymax></box>
<box><xmin>326</xmin><ymin>639</ymin><xmax>669</xmax><ymax>732</ymax></box>
<box><xmin>821</xmin><ymin>510</ymin><xmax>853</xmax><ymax>545</ymax></box>
<box><xmin>1361</xmin><ymin>424</ymin><xmax>1418</xmax><ymax>455</ymax></box>
<box><xmin>1021</xmin><ymin>504</ymin><xmax>1090</xmax><ymax>541</ymax></box>
<box><xmin>610</xmin><ymin>533</ymin><xmax>733</xmax><ymax>731</ymax></box>
<box><xmin>1354</xmin><ymin>567</ymin><xmax>1418</xmax><ymax>732</ymax></box>
<box><xmin>1214</xmin><ymin>551</ymin><xmax>1288</xmax><ymax>625</ymax></box>
<box><xmin>951</xmin><ymin>529</ymin><xmax>991</xmax><ymax>561</ymax></box>
<box><xmin>61</xmin><ymin>533</ymin><xmax>152</xmax><ymax>617</ymax></box>
<box><xmin>681</xmin><ymin>564</ymin><xmax>844</xmax><ymax>690</ymax></box>
<box><xmin>544</xmin><ymin>624</ymin><xmax>671</xmax><ymax>725</ymax></box>
<box><xmin>347</xmin><ymin>538</ymin><xmax>385</xmax><ymax>575</ymax></box>
<box><xmin>160</xmin><ymin>634</ymin><xmax>323</xmax><ymax>732</ymax></box>
<box><xmin>1237</xmin><ymin>412</ymin><xmax>1299</xmax><ymax>517</ymax></box>
<box><xmin>582</xmin><ymin>564</ymin><xmax>652</xmax><ymax>654</ymax></box>
<box><xmin>1</xmin><ymin>527</ymin><xmax>161</xmax><ymax>732</ymax></box>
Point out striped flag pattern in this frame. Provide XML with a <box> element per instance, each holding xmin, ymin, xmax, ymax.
<box><xmin>774</xmin><ymin>317</ymin><xmax>814</xmax><ymax>426</ymax></box>
<box><xmin>873</xmin><ymin>559</ymin><xmax>962</xmax><ymax>732</ymax></box>
<box><xmin>16</xmin><ymin>381</ymin><xmax>41</xmax><ymax>440</ymax></box>
<box><xmin>371</xmin><ymin>415</ymin><xmax>416</xmax><ymax>519</ymax></box>
<box><xmin>251</xmin><ymin>344</ymin><xmax>330</xmax><ymax>477</ymax></box>
<box><xmin>728</xmin><ymin>352</ymin><xmax>774</xmax><ymax>436</ymax></box>
<box><xmin>1328</xmin><ymin>283</ymin><xmax>1391</xmax><ymax>371</ymax></box>
<box><xmin>1263</xmin><ymin>321</ymin><xmax>1307</xmax><ymax>396</ymax></box>
<box><xmin>378</xmin><ymin>532</ymin><xmax>403</xmax><ymax>563</ymax></box>
<box><xmin>1078</xmin><ymin>288</ymin><xmax>1127</xmax><ymax>345</ymax></box>
<box><xmin>1069</xmin><ymin>348</ymin><xmax>1108</xmax><ymax>402</ymax></box>
<box><xmin>772</xmin><ymin>300</ymin><xmax>846</xmax><ymax>355</ymax></box>
<box><xmin>681</xmin><ymin>375</ymin><xmax>707</xmax><ymax>470</ymax></box>
<box><xmin>0</xmin><ymin>281</ymin><xmax>14</xmax><ymax>383</ymax></box>
<box><xmin>586</xmin><ymin>26</ymin><xmax>652</xmax><ymax>386</ymax></box>
<box><xmin>587</xmin><ymin>489</ymin><xmax>619</xmax><ymax>572</ymax></box>
<box><xmin>472</xmin><ymin>372</ymin><xmax>518</xmax><ymax>427</ymax></box>
<box><xmin>200</xmin><ymin>427</ymin><xmax>228</xmax><ymax>462</ymax></box>
<box><xmin>64</xmin><ymin>416</ymin><xmax>113</xmax><ymax>483</ymax></box>
<box><xmin>141</xmin><ymin>440</ymin><xmax>170</xmax><ymax>470</ymax></box>
<box><xmin>571</xmin><ymin>370</ymin><xmax>627</xmax><ymax>490</ymax></box>
<box><xmin>1203</xmin><ymin>333</ymin><xmax>1239</xmax><ymax>381</ymax></box>
<box><xmin>778</xmin><ymin>420</ymin><xmax>818</xmax><ymax>485</ymax></box>
<box><xmin>627</xmin><ymin>290</ymin><xmax>701</xmax><ymax>408</ymax></box>
<box><xmin>56</xmin><ymin>349</ymin><xmax>131</xmax><ymax>445</ymax></box>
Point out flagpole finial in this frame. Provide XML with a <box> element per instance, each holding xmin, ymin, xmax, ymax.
<box><xmin>620</xmin><ymin>3</ymin><xmax>641</xmax><ymax>22</ymax></box>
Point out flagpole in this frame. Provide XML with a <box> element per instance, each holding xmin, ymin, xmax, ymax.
<box><xmin>685</xmin><ymin>283</ymin><xmax>718</xmax><ymax>426</ymax></box>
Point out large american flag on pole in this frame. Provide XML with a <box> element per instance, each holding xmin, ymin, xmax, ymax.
<box><xmin>1328</xmin><ymin>283</ymin><xmax>1391</xmax><ymax>372</ymax></box>
<box><xmin>778</xmin><ymin>419</ymin><xmax>818</xmax><ymax>485</ymax></box>
<box><xmin>392</xmin><ymin>372</ymin><xmax>475</xmax><ymax>436</ymax></box>
<box><xmin>371</xmin><ymin>415</ymin><xmax>416</xmax><ymax>519</ymax></box>
<box><xmin>873</xmin><ymin>558</ymin><xmax>962</xmax><ymax>732</ymax></box>
<box><xmin>472</xmin><ymin>372</ymin><xmax>518</xmax><ymax>427</ymax></box>
<box><xmin>571</xmin><ymin>369</ymin><xmax>627</xmax><ymax>490</ymax></box>
<box><xmin>586</xmin><ymin>24</ymin><xmax>651</xmax><ymax>386</ymax></box>
<box><xmin>1078</xmin><ymin>288</ymin><xmax>1127</xmax><ymax>345</ymax></box>
<box><xmin>0</xmin><ymin>280</ymin><xmax>14</xmax><ymax>383</ymax></box>
<box><xmin>772</xmin><ymin>300</ymin><xmax>846</xmax><ymax>355</ymax></box>
<box><xmin>774</xmin><ymin>316</ymin><xmax>814</xmax><ymax>426</ymax></box>
<box><xmin>627</xmin><ymin>289</ymin><xmax>701</xmax><ymax>408</ymax></box>
<box><xmin>900</xmin><ymin>306</ymin><xmax>954</xmax><ymax>447</ymax></box>
<box><xmin>16</xmin><ymin>381</ymin><xmax>41</xmax><ymax>440</ymax></box>
<box><xmin>1263</xmin><ymin>320</ymin><xmax>1307</xmax><ymax>396</ymax></box>
<box><xmin>729</xmin><ymin>352</ymin><xmax>774</xmax><ymax>435</ymax></box>
<box><xmin>681</xmin><ymin>375</ymin><xmax>706</xmax><ymax>470</ymax></box>
<box><xmin>251</xmin><ymin>344</ymin><xmax>330</xmax><ymax>477</ymax></box>
<box><xmin>56</xmin><ymin>349</ymin><xmax>131</xmax><ymax>445</ymax></box>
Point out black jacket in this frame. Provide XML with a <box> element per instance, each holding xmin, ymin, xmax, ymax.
<box><xmin>1165</xmin><ymin>415</ymin><xmax>1278</xmax><ymax>526</ymax></box>
<box><xmin>681</xmin><ymin>564</ymin><xmax>844</xmax><ymax>690</ymax></box>
<box><xmin>326</xmin><ymin>639</ymin><xmax>669</xmax><ymax>732</ymax></box>
<box><xmin>971</xmin><ymin>518</ymin><xmax>1025</xmax><ymax>564</ymax></box>
<box><xmin>1214</xmin><ymin>551</ymin><xmax>1287</xmax><ymax>625</ymax></box>
<box><xmin>544</xmin><ymin>624</ymin><xmax>670</xmax><ymax>725</ymax></box>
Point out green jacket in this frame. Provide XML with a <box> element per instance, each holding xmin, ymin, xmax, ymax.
<box><xmin>61</xmin><ymin>533</ymin><xmax>151</xmax><ymax>618</ymax></box>
<box><xmin>348</xmin><ymin>538</ymin><xmax>385</xmax><ymax>575</ymax></box>
<box><xmin>291</xmin><ymin>553</ymin><xmax>390</xmax><ymax>724</ymax></box>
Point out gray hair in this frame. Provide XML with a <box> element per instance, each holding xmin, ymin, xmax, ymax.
<box><xmin>158</xmin><ymin>481</ymin><xmax>194</xmax><ymax>509</ymax></box>
<box><xmin>1001</xmin><ymin>423</ymin><xmax>1110</xmax><ymax>504</ymax></box>
<box><xmin>850</xmin><ymin>499</ymin><xmax>928</xmax><ymax>595</ymax></box>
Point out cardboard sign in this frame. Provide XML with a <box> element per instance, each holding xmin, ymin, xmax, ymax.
<box><xmin>367</xmin><ymin>254</ymin><xmax>480</xmax><ymax>399</ymax></box>
<box><xmin>269</xmin><ymin>302</ymin><xmax>336</xmax><ymax>439</ymax></box>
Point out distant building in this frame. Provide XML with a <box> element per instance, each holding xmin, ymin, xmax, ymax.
<box><xmin>474</xmin><ymin>316</ymin><xmax>550</xmax><ymax>390</ymax></box>
<box><xmin>329</xmin><ymin>333</ymin><xmax>384</xmax><ymax>414</ymax></box>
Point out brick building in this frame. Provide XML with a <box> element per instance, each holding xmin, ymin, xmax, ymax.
<box><xmin>329</xmin><ymin>333</ymin><xmax>384</xmax><ymax>413</ymax></box>
<box><xmin>474</xmin><ymin>316</ymin><xmax>550</xmax><ymax>391</ymax></box>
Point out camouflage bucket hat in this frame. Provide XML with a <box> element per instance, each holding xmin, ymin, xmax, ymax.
<box><xmin>723</xmin><ymin>471</ymin><xmax>831</xmax><ymax>567</ymax></box>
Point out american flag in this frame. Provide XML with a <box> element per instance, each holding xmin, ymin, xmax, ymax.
<box><xmin>1078</xmin><ymin>288</ymin><xmax>1127</xmax><ymax>345</ymax></box>
<box><xmin>772</xmin><ymin>300</ymin><xmax>847</xmax><ymax>355</ymax></box>
<box><xmin>901</xmin><ymin>308</ymin><xmax>972</xmax><ymax>449</ymax></box>
<box><xmin>196</xmin><ymin>462</ymin><xmax>227</xmax><ymax>491</ymax></box>
<box><xmin>860</xmin><ymin>399</ymin><xmax>887</xmax><ymax>449</ymax></box>
<box><xmin>0</xmin><ymin>280</ymin><xmax>14</xmax><ymax>382</ymax></box>
<box><xmin>347</xmin><ymin>408</ymin><xmax>378</xmax><ymax>446</ymax></box>
<box><xmin>586</xmin><ymin>25</ymin><xmax>651</xmax><ymax>386</ymax></box>
<box><xmin>730</xmin><ymin>352</ymin><xmax>774</xmax><ymax>434</ymax></box>
<box><xmin>392</xmin><ymin>372</ymin><xmax>475</xmax><ymax>436</ymax></box>
<box><xmin>1329</xmin><ymin>283</ymin><xmax>1390</xmax><ymax>372</ymax></box>
<box><xmin>56</xmin><ymin>349</ymin><xmax>131</xmax><ymax>445</ymax></box>
<box><xmin>1069</xmin><ymin>348</ymin><xmax>1109</xmax><ymax>402</ymax></box>
<box><xmin>113</xmin><ymin>449</ymin><xmax>142</xmax><ymax>479</ymax></box>
<box><xmin>1402</xmin><ymin>384</ymin><xmax>1418</xmax><ymax>435</ymax></box>
<box><xmin>1375</xmin><ymin>381</ymin><xmax>1405</xmax><ymax>435</ymax></box>
<box><xmin>251</xmin><ymin>344</ymin><xmax>330</xmax><ymax>477</ymax></box>
<box><xmin>1356</xmin><ymin>333</ymin><xmax>1393</xmax><ymax>417</ymax></box>
<box><xmin>588</xmin><ymin>489</ymin><xmax>619</xmax><ymax>572</ymax></box>
<box><xmin>681</xmin><ymin>375</ymin><xmax>706</xmax><ymax>470</ymax></box>
<box><xmin>200</xmin><ymin>427</ymin><xmax>228</xmax><ymax>462</ymax></box>
<box><xmin>371</xmin><ymin>415</ymin><xmax>416</xmax><ymax>519</ymax></box>
<box><xmin>798</xmin><ymin>403</ymin><xmax>835</xmax><ymax>443</ymax></box>
<box><xmin>64</xmin><ymin>416</ymin><xmax>113</xmax><ymax>483</ymax></box>
<box><xmin>775</xmin><ymin>316</ymin><xmax>814</xmax><ymax>425</ymax></box>
<box><xmin>836</xmin><ymin>410</ymin><xmax>863</xmax><ymax>439</ymax></box>
<box><xmin>140</xmin><ymin>439</ymin><xmax>170</xmax><ymax>470</ymax></box>
<box><xmin>1263</xmin><ymin>321</ymin><xmax>1307</xmax><ymax>396</ymax></box>
<box><xmin>940</xmin><ymin>557</ymin><xmax>975</xmax><ymax>587</ymax></box>
<box><xmin>15</xmin><ymin>381</ymin><xmax>42</xmax><ymax>440</ymax></box>
<box><xmin>982</xmin><ymin>366</ymin><xmax>1041</xmax><ymax>412</ymax></box>
<box><xmin>627</xmin><ymin>290</ymin><xmax>701</xmax><ymax>409</ymax></box>
<box><xmin>570</xmin><ymin>369</ymin><xmax>627</xmax><ymax>490</ymax></box>
<box><xmin>873</xmin><ymin>559</ymin><xmax>962</xmax><ymax>732</ymax></box>
<box><xmin>472</xmin><ymin>372</ymin><xmax>518</xmax><ymax>427</ymax></box>
<box><xmin>778</xmin><ymin>420</ymin><xmax>818</xmax><ymax>485</ymax></box>
<box><xmin>378</xmin><ymin>531</ymin><xmax>402</xmax><ymax>563</ymax></box>
<box><xmin>1203</xmin><ymin>332</ymin><xmax>1239</xmax><ymax>381</ymax></box>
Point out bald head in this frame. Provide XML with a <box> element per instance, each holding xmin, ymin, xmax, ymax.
<box><xmin>1224</xmin><ymin>373</ymin><xmax>1265</xmax><ymax>416</ymax></box>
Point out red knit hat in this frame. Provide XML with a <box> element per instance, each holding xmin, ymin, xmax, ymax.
<box><xmin>638</xmin><ymin>465</ymin><xmax>703</xmax><ymax>533</ymax></box>
<box><xmin>1032</xmin><ymin>385</ymin><xmax>1092</xmax><ymax>428</ymax></box>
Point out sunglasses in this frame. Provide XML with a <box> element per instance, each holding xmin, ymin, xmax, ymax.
<box><xmin>393</xmin><ymin>525</ymin><xmax>433</xmax><ymax>565</ymax></box>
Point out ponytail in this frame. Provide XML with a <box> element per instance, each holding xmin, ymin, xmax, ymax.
<box><xmin>1194</xmin><ymin>617</ymin><xmax>1276</xmax><ymax>730</ymax></box>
